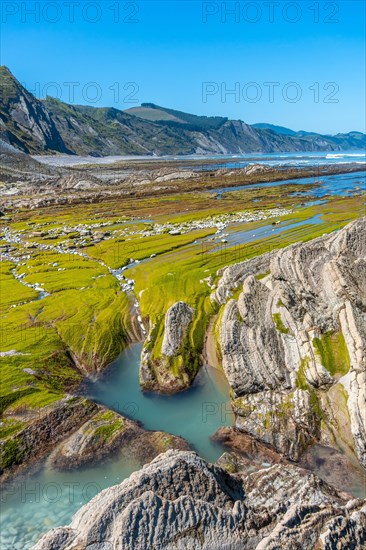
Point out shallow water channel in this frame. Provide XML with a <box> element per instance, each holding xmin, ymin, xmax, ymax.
<box><xmin>0</xmin><ymin>344</ymin><xmax>232</xmax><ymax>548</ymax></box>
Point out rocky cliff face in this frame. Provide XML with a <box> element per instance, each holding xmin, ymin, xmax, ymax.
<box><xmin>33</xmin><ymin>450</ymin><xmax>366</xmax><ymax>550</ymax></box>
<box><xmin>214</xmin><ymin>218</ymin><xmax>366</xmax><ymax>466</ymax></box>
<box><xmin>2</xmin><ymin>67</ymin><xmax>365</xmax><ymax>156</ymax></box>
<box><xmin>0</xmin><ymin>67</ymin><xmax>69</xmax><ymax>154</ymax></box>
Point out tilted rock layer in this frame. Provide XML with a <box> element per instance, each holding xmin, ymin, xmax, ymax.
<box><xmin>140</xmin><ymin>301</ymin><xmax>195</xmax><ymax>392</ymax></box>
<box><xmin>34</xmin><ymin>450</ymin><xmax>366</xmax><ymax>550</ymax></box>
<box><xmin>161</xmin><ymin>301</ymin><xmax>194</xmax><ymax>356</ymax></box>
<box><xmin>49</xmin><ymin>409</ymin><xmax>189</xmax><ymax>471</ymax></box>
<box><xmin>216</xmin><ymin>218</ymin><xmax>366</xmax><ymax>465</ymax></box>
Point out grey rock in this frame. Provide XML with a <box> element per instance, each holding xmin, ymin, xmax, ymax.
<box><xmin>161</xmin><ymin>301</ymin><xmax>194</xmax><ymax>356</ymax></box>
<box><xmin>140</xmin><ymin>301</ymin><xmax>195</xmax><ymax>393</ymax></box>
<box><xmin>33</xmin><ymin>450</ymin><xmax>366</xmax><ymax>550</ymax></box>
<box><xmin>211</xmin><ymin>252</ymin><xmax>272</xmax><ymax>305</ymax></box>
<box><xmin>217</xmin><ymin>218</ymin><xmax>366</xmax><ymax>466</ymax></box>
<box><xmin>233</xmin><ymin>390</ymin><xmax>320</xmax><ymax>461</ymax></box>
<box><xmin>0</xmin><ymin>398</ymin><xmax>98</xmax><ymax>481</ymax></box>
<box><xmin>49</xmin><ymin>409</ymin><xmax>190</xmax><ymax>471</ymax></box>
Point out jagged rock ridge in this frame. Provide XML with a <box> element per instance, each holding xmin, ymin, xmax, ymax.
<box><xmin>33</xmin><ymin>450</ymin><xmax>366</xmax><ymax>549</ymax></box>
<box><xmin>0</xmin><ymin>67</ymin><xmax>70</xmax><ymax>154</ymax></box>
<box><xmin>214</xmin><ymin>218</ymin><xmax>366</xmax><ymax>465</ymax></box>
<box><xmin>140</xmin><ymin>301</ymin><xmax>196</xmax><ymax>392</ymax></box>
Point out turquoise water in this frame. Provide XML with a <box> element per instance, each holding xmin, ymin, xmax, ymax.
<box><xmin>0</xmin><ymin>453</ymin><xmax>141</xmax><ymax>549</ymax></box>
<box><xmin>85</xmin><ymin>344</ymin><xmax>232</xmax><ymax>460</ymax></box>
<box><xmin>86</xmin><ymin>344</ymin><xmax>233</xmax><ymax>462</ymax></box>
<box><xmin>0</xmin><ymin>344</ymin><xmax>232</xmax><ymax>549</ymax></box>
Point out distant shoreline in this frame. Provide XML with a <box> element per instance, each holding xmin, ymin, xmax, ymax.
<box><xmin>32</xmin><ymin>150</ymin><xmax>366</xmax><ymax>169</ymax></box>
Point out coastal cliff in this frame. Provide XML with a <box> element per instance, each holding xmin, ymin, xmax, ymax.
<box><xmin>2</xmin><ymin>67</ymin><xmax>365</xmax><ymax>156</ymax></box>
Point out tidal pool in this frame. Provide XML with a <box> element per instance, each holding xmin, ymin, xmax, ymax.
<box><xmin>0</xmin><ymin>344</ymin><xmax>231</xmax><ymax>549</ymax></box>
<box><xmin>85</xmin><ymin>344</ymin><xmax>232</xmax><ymax>461</ymax></box>
<box><xmin>207</xmin><ymin>214</ymin><xmax>323</xmax><ymax>254</ymax></box>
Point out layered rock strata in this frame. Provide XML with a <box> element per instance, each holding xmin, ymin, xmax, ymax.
<box><xmin>34</xmin><ymin>450</ymin><xmax>366</xmax><ymax>550</ymax></box>
<box><xmin>140</xmin><ymin>301</ymin><xmax>195</xmax><ymax>392</ymax></box>
<box><xmin>215</xmin><ymin>218</ymin><xmax>366</xmax><ymax>466</ymax></box>
<box><xmin>49</xmin><ymin>409</ymin><xmax>189</xmax><ymax>471</ymax></box>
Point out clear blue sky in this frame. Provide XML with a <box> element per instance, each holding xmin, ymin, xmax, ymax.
<box><xmin>1</xmin><ymin>0</ymin><xmax>365</xmax><ymax>133</ymax></box>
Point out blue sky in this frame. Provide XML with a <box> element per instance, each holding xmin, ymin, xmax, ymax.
<box><xmin>1</xmin><ymin>0</ymin><xmax>365</xmax><ymax>133</ymax></box>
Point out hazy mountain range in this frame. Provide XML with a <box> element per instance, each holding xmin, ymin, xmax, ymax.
<box><xmin>1</xmin><ymin>66</ymin><xmax>365</xmax><ymax>157</ymax></box>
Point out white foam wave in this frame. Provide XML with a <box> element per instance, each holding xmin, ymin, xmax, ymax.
<box><xmin>326</xmin><ymin>153</ymin><xmax>366</xmax><ymax>159</ymax></box>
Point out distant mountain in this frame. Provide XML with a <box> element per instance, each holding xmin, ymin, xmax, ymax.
<box><xmin>125</xmin><ymin>103</ymin><xmax>228</xmax><ymax>131</ymax></box>
<box><xmin>295</xmin><ymin>130</ymin><xmax>366</xmax><ymax>150</ymax></box>
<box><xmin>252</xmin><ymin>123</ymin><xmax>297</xmax><ymax>136</ymax></box>
<box><xmin>41</xmin><ymin>97</ymin><xmax>197</xmax><ymax>156</ymax></box>
<box><xmin>1</xmin><ymin>67</ymin><xmax>365</xmax><ymax>156</ymax></box>
<box><xmin>253</xmin><ymin>123</ymin><xmax>366</xmax><ymax>150</ymax></box>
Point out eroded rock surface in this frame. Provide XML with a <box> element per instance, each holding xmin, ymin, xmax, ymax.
<box><xmin>161</xmin><ymin>301</ymin><xmax>194</xmax><ymax>356</ymax></box>
<box><xmin>50</xmin><ymin>407</ymin><xmax>190</xmax><ymax>470</ymax></box>
<box><xmin>140</xmin><ymin>301</ymin><xmax>195</xmax><ymax>392</ymax></box>
<box><xmin>0</xmin><ymin>397</ymin><xmax>97</xmax><ymax>481</ymax></box>
<box><xmin>33</xmin><ymin>450</ymin><xmax>366</xmax><ymax>550</ymax></box>
<box><xmin>216</xmin><ymin>218</ymin><xmax>366</xmax><ymax>466</ymax></box>
<box><xmin>212</xmin><ymin>426</ymin><xmax>288</xmax><ymax>468</ymax></box>
<box><xmin>0</xmin><ymin>399</ymin><xmax>189</xmax><ymax>480</ymax></box>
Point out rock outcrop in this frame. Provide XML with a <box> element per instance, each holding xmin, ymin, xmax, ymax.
<box><xmin>216</xmin><ymin>218</ymin><xmax>366</xmax><ymax>466</ymax></box>
<box><xmin>212</xmin><ymin>426</ymin><xmax>288</xmax><ymax>468</ymax></box>
<box><xmin>214</xmin><ymin>428</ymin><xmax>366</xmax><ymax>497</ymax></box>
<box><xmin>232</xmin><ymin>389</ymin><xmax>321</xmax><ymax>461</ymax></box>
<box><xmin>0</xmin><ymin>397</ymin><xmax>98</xmax><ymax>481</ymax></box>
<box><xmin>0</xmin><ymin>397</ymin><xmax>189</xmax><ymax>479</ymax></box>
<box><xmin>140</xmin><ymin>301</ymin><xmax>196</xmax><ymax>392</ymax></box>
<box><xmin>50</xmin><ymin>409</ymin><xmax>189</xmax><ymax>471</ymax></box>
<box><xmin>161</xmin><ymin>301</ymin><xmax>194</xmax><ymax>356</ymax></box>
<box><xmin>0</xmin><ymin>66</ymin><xmax>70</xmax><ymax>154</ymax></box>
<box><xmin>33</xmin><ymin>450</ymin><xmax>366</xmax><ymax>550</ymax></box>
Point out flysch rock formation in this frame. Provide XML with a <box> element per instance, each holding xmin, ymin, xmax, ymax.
<box><xmin>161</xmin><ymin>301</ymin><xmax>194</xmax><ymax>356</ymax></box>
<box><xmin>215</xmin><ymin>217</ymin><xmax>366</xmax><ymax>466</ymax></box>
<box><xmin>49</xmin><ymin>409</ymin><xmax>189</xmax><ymax>471</ymax></box>
<box><xmin>33</xmin><ymin>450</ymin><xmax>366</xmax><ymax>550</ymax></box>
<box><xmin>0</xmin><ymin>396</ymin><xmax>189</xmax><ymax>481</ymax></box>
<box><xmin>140</xmin><ymin>301</ymin><xmax>195</xmax><ymax>392</ymax></box>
